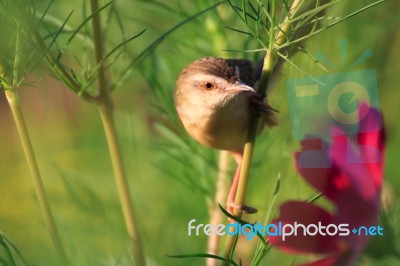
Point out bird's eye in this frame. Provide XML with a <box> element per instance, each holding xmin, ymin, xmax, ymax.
<box><xmin>202</xmin><ymin>82</ymin><xmax>216</xmax><ymax>90</ymax></box>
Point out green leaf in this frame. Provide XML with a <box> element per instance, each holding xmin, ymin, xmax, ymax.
<box><xmin>218</xmin><ymin>204</ymin><xmax>269</xmax><ymax>247</ymax></box>
<box><xmin>306</xmin><ymin>192</ymin><xmax>322</xmax><ymax>203</ymax></box>
<box><xmin>225</xmin><ymin>26</ymin><xmax>254</xmax><ymax>36</ymax></box>
<box><xmin>64</xmin><ymin>1</ymin><xmax>112</xmax><ymax>51</ymax></box>
<box><xmin>251</xmin><ymin>174</ymin><xmax>279</xmax><ymax>266</ymax></box>
<box><xmin>111</xmin><ymin>0</ymin><xmax>227</xmax><ymax>90</ymax></box>
<box><xmin>278</xmin><ymin>0</ymin><xmax>387</xmax><ymax>50</ymax></box>
<box><xmin>277</xmin><ymin>51</ymin><xmax>324</xmax><ymax>85</ymax></box>
<box><xmin>167</xmin><ymin>253</ymin><xmax>240</xmax><ymax>266</ymax></box>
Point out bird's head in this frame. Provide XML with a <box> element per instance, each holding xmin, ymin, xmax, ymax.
<box><xmin>174</xmin><ymin>57</ymin><xmax>255</xmax><ymax>109</ymax></box>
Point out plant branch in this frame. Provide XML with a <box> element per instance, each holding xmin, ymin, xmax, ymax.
<box><xmin>89</xmin><ymin>0</ymin><xmax>146</xmax><ymax>265</ymax></box>
<box><xmin>222</xmin><ymin>0</ymin><xmax>303</xmax><ymax>263</ymax></box>
<box><xmin>5</xmin><ymin>90</ymin><xmax>70</xmax><ymax>266</ymax></box>
<box><xmin>206</xmin><ymin>151</ymin><xmax>230</xmax><ymax>266</ymax></box>
<box><xmin>276</xmin><ymin>0</ymin><xmax>387</xmax><ymax>51</ymax></box>
<box><xmin>33</xmin><ymin>30</ymin><xmax>97</xmax><ymax>102</ymax></box>
<box><xmin>3</xmin><ymin>30</ymin><xmax>69</xmax><ymax>266</ymax></box>
<box><xmin>111</xmin><ymin>0</ymin><xmax>226</xmax><ymax>91</ymax></box>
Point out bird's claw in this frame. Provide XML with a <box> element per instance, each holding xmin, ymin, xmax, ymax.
<box><xmin>227</xmin><ymin>201</ymin><xmax>258</xmax><ymax>216</ymax></box>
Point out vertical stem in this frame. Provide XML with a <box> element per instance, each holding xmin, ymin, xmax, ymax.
<box><xmin>89</xmin><ymin>0</ymin><xmax>146</xmax><ymax>265</ymax></box>
<box><xmin>5</xmin><ymin>89</ymin><xmax>70</xmax><ymax>266</ymax></box>
<box><xmin>206</xmin><ymin>151</ymin><xmax>230</xmax><ymax>266</ymax></box>
<box><xmin>97</xmin><ymin>103</ymin><xmax>145</xmax><ymax>265</ymax></box>
<box><xmin>222</xmin><ymin>0</ymin><xmax>302</xmax><ymax>263</ymax></box>
<box><xmin>221</xmin><ymin>56</ymin><xmax>274</xmax><ymax>264</ymax></box>
<box><xmin>89</xmin><ymin>0</ymin><xmax>107</xmax><ymax>101</ymax></box>
<box><xmin>3</xmin><ymin>28</ymin><xmax>69</xmax><ymax>266</ymax></box>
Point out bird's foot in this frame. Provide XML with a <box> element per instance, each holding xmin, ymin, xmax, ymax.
<box><xmin>227</xmin><ymin>201</ymin><xmax>258</xmax><ymax>216</ymax></box>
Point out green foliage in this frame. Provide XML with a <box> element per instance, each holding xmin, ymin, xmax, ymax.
<box><xmin>0</xmin><ymin>233</ymin><xmax>29</xmax><ymax>266</ymax></box>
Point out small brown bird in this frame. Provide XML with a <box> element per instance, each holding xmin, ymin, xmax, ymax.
<box><xmin>174</xmin><ymin>57</ymin><xmax>277</xmax><ymax>215</ymax></box>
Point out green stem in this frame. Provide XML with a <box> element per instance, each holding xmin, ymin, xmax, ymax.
<box><xmin>222</xmin><ymin>54</ymin><xmax>274</xmax><ymax>264</ymax></box>
<box><xmin>5</xmin><ymin>89</ymin><xmax>70</xmax><ymax>266</ymax></box>
<box><xmin>97</xmin><ymin>103</ymin><xmax>146</xmax><ymax>265</ymax></box>
<box><xmin>89</xmin><ymin>0</ymin><xmax>146</xmax><ymax>265</ymax></box>
<box><xmin>207</xmin><ymin>151</ymin><xmax>230</xmax><ymax>266</ymax></box>
<box><xmin>3</xmin><ymin>28</ymin><xmax>69</xmax><ymax>266</ymax></box>
<box><xmin>222</xmin><ymin>0</ymin><xmax>303</xmax><ymax>263</ymax></box>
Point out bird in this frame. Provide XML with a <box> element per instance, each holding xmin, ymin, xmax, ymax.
<box><xmin>174</xmin><ymin>57</ymin><xmax>277</xmax><ymax>216</ymax></box>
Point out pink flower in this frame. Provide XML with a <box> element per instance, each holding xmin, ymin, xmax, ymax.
<box><xmin>269</xmin><ymin>103</ymin><xmax>385</xmax><ymax>266</ymax></box>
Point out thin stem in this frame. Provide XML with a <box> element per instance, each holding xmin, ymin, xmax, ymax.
<box><xmin>222</xmin><ymin>232</ymin><xmax>235</xmax><ymax>264</ymax></box>
<box><xmin>3</xmin><ymin>28</ymin><xmax>70</xmax><ymax>266</ymax></box>
<box><xmin>97</xmin><ymin>103</ymin><xmax>146</xmax><ymax>265</ymax></box>
<box><xmin>206</xmin><ymin>151</ymin><xmax>230</xmax><ymax>266</ymax></box>
<box><xmin>222</xmin><ymin>0</ymin><xmax>302</xmax><ymax>263</ymax></box>
<box><xmin>90</xmin><ymin>0</ymin><xmax>107</xmax><ymax>101</ymax></box>
<box><xmin>274</xmin><ymin>0</ymin><xmax>303</xmax><ymax>48</ymax></box>
<box><xmin>5</xmin><ymin>89</ymin><xmax>70</xmax><ymax>266</ymax></box>
<box><xmin>89</xmin><ymin>0</ymin><xmax>146</xmax><ymax>265</ymax></box>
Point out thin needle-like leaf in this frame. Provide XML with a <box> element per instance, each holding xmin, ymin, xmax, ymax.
<box><xmin>223</xmin><ymin>48</ymin><xmax>266</xmax><ymax>53</ymax></box>
<box><xmin>167</xmin><ymin>253</ymin><xmax>240</xmax><ymax>266</ymax></box>
<box><xmin>111</xmin><ymin>0</ymin><xmax>226</xmax><ymax>90</ymax></box>
<box><xmin>218</xmin><ymin>205</ymin><xmax>269</xmax><ymax>247</ymax></box>
<box><xmin>228</xmin><ymin>3</ymin><xmax>262</xmax><ymax>23</ymax></box>
<box><xmin>251</xmin><ymin>175</ymin><xmax>280</xmax><ymax>266</ymax></box>
<box><xmin>225</xmin><ymin>26</ymin><xmax>254</xmax><ymax>36</ymax></box>
<box><xmin>242</xmin><ymin>0</ymin><xmax>248</xmax><ymax>24</ymax></box>
<box><xmin>306</xmin><ymin>192</ymin><xmax>323</xmax><ymax>203</ymax></box>
<box><xmin>279</xmin><ymin>0</ymin><xmax>387</xmax><ymax>50</ymax></box>
<box><xmin>247</xmin><ymin>1</ymin><xmax>259</xmax><ymax>18</ymax></box>
<box><xmin>34</xmin><ymin>0</ymin><xmax>54</xmax><ymax>29</ymax></box>
<box><xmin>284</xmin><ymin>0</ymin><xmax>342</xmax><ymax>25</ymax></box>
<box><xmin>82</xmin><ymin>28</ymin><xmax>146</xmax><ymax>92</ymax></box>
<box><xmin>65</xmin><ymin>1</ymin><xmax>112</xmax><ymax>49</ymax></box>
<box><xmin>277</xmin><ymin>51</ymin><xmax>324</xmax><ymax>84</ymax></box>
<box><xmin>0</xmin><ymin>234</ymin><xmax>16</xmax><ymax>266</ymax></box>
<box><xmin>296</xmin><ymin>46</ymin><xmax>330</xmax><ymax>73</ymax></box>
<box><xmin>0</xmin><ymin>234</ymin><xmax>30</xmax><ymax>266</ymax></box>
<box><xmin>227</xmin><ymin>0</ymin><xmax>245</xmax><ymax>22</ymax></box>
<box><xmin>103</xmin><ymin>28</ymin><xmax>146</xmax><ymax>62</ymax></box>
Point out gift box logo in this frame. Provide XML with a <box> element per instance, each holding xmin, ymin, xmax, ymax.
<box><xmin>287</xmin><ymin>40</ymin><xmax>381</xmax><ymax>140</ymax></box>
<box><xmin>286</xmin><ymin>40</ymin><xmax>382</xmax><ymax>167</ymax></box>
<box><xmin>287</xmin><ymin>70</ymin><xmax>380</xmax><ymax>139</ymax></box>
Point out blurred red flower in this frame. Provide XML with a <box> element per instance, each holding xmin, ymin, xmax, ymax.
<box><xmin>269</xmin><ymin>103</ymin><xmax>385</xmax><ymax>266</ymax></box>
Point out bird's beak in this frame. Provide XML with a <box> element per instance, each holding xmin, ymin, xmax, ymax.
<box><xmin>224</xmin><ymin>83</ymin><xmax>255</xmax><ymax>93</ymax></box>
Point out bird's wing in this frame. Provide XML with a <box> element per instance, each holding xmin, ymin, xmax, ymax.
<box><xmin>228</xmin><ymin>59</ymin><xmax>278</xmax><ymax>128</ymax></box>
<box><xmin>263</xmin><ymin>101</ymin><xmax>278</xmax><ymax>128</ymax></box>
<box><xmin>226</xmin><ymin>59</ymin><xmax>255</xmax><ymax>87</ymax></box>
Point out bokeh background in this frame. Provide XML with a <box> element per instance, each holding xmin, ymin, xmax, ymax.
<box><xmin>0</xmin><ymin>0</ymin><xmax>399</xmax><ymax>265</ymax></box>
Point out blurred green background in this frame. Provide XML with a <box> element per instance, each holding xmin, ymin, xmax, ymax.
<box><xmin>0</xmin><ymin>0</ymin><xmax>399</xmax><ymax>265</ymax></box>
